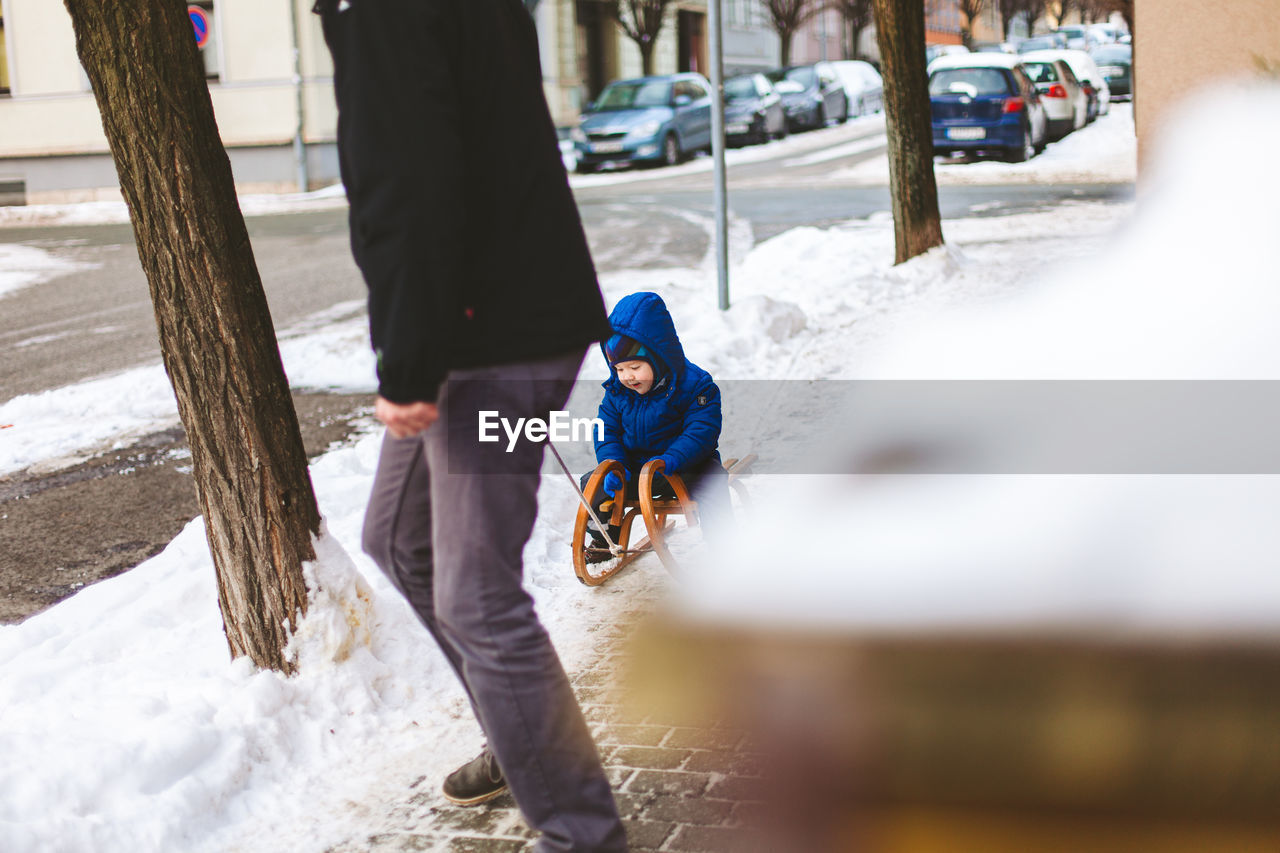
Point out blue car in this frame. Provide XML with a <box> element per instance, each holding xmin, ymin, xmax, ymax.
<box><xmin>928</xmin><ymin>54</ymin><xmax>1048</xmax><ymax>162</ymax></box>
<box><xmin>572</xmin><ymin>73</ymin><xmax>712</xmax><ymax>173</ymax></box>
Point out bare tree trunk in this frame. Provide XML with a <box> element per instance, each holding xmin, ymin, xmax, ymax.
<box><xmin>872</xmin><ymin>0</ymin><xmax>944</xmax><ymax>264</ymax></box>
<box><xmin>640</xmin><ymin>41</ymin><xmax>655</xmax><ymax>75</ymax></box>
<box><xmin>63</xmin><ymin>0</ymin><xmax>320</xmax><ymax>672</ymax></box>
<box><xmin>780</xmin><ymin>30</ymin><xmax>794</xmax><ymax>66</ymax></box>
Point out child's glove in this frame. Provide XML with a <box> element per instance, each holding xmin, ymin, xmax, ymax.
<box><xmin>603</xmin><ymin>471</ymin><xmax>625</xmax><ymax>498</ymax></box>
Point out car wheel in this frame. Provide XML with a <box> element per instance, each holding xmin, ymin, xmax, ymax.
<box><xmin>1006</xmin><ymin>127</ymin><xmax>1033</xmax><ymax>163</ymax></box>
<box><xmin>574</xmin><ymin>161</ymin><xmax>597</xmax><ymax>175</ymax></box>
<box><xmin>662</xmin><ymin>133</ymin><xmax>681</xmax><ymax>167</ymax></box>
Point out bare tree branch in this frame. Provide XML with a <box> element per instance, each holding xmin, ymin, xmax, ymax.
<box><xmin>612</xmin><ymin>0</ymin><xmax>674</xmax><ymax>75</ymax></box>
<box><xmin>765</xmin><ymin>0</ymin><xmax>820</xmax><ymax>67</ymax></box>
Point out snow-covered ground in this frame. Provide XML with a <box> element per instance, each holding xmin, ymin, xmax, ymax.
<box><xmin>4</xmin><ymin>82</ymin><xmax>1275</xmax><ymax>852</ymax></box>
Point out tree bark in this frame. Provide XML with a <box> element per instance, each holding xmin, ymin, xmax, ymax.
<box><xmin>640</xmin><ymin>41</ymin><xmax>655</xmax><ymax>75</ymax></box>
<box><xmin>871</xmin><ymin>0</ymin><xmax>944</xmax><ymax>264</ymax></box>
<box><xmin>63</xmin><ymin>0</ymin><xmax>320</xmax><ymax>672</ymax></box>
<box><xmin>780</xmin><ymin>30</ymin><xmax>794</xmax><ymax>67</ymax></box>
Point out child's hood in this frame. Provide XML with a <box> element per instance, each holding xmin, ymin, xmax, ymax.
<box><xmin>602</xmin><ymin>292</ymin><xmax>687</xmax><ymax>384</ymax></box>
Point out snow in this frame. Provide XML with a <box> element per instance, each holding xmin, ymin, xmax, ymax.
<box><xmin>0</xmin><ymin>183</ymin><xmax>350</xmax><ymax>230</ymax></box>
<box><xmin>0</xmin><ymin>308</ymin><xmax>376</xmax><ymax>476</ymax></box>
<box><xmin>0</xmin><ymin>244</ymin><xmax>94</xmax><ymax>300</ymax></box>
<box><xmin>836</xmin><ymin>102</ymin><xmax>1136</xmax><ymax>185</ymax></box>
<box><xmin>6</xmin><ymin>81</ymin><xmax>1276</xmax><ymax>850</ymax></box>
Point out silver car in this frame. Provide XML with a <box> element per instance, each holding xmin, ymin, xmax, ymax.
<box><xmin>1018</xmin><ymin>52</ymin><xmax>1089</xmax><ymax>139</ymax></box>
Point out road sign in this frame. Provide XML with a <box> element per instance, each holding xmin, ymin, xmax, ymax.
<box><xmin>188</xmin><ymin>6</ymin><xmax>211</xmax><ymax>49</ymax></box>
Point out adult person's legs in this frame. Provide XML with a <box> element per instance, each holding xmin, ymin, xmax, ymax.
<box><xmin>368</xmin><ymin>348</ymin><xmax>625</xmax><ymax>852</ymax></box>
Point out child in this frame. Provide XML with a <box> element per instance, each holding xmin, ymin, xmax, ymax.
<box><xmin>580</xmin><ymin>291</ymin><xmax>729</xmax><ymax>559</ymax></box>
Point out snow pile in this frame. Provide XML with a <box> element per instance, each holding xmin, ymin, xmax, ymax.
<box><xmin>864</xmin><ymin>93</ymin><xmax>1280</xmax><ymax>379</ymax></box>
<box><xmin>0</xmin><ymin>429</ymin><xmax>664</xmax><ymax>853</ymax></box>
<box><xmin>0</xmin><ymin>243</ymin><xmax>94</xmax><ymax>300</ymax></box>
<box><xmin>838</xmin><ymin>102</ymin><xmax>1135</xmax><ymax>185</ymax></box>
<box><xmin>677</xmin><ymin>83</ymin><xmax>1280</xmax><ymax>636</ymax></box>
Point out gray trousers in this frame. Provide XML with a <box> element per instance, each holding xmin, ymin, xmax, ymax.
<box><xmin>362</xmin><ymin>348</ymin><xmax>626</xmax><ymax>853</ymax></box>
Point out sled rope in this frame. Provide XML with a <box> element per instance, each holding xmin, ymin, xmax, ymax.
<box><xmin>547</xmin><ymin>442</ymin><xmax>625</xmax><ymax>556</ymax></box>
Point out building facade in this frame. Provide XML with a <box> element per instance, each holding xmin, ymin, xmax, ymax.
<box><xmin>0</xmin><ymin>0</ymin><xmax>339</xmax><ymax>204</ymax></box>
<box><xmin>0</xmin><ymin>0</ymin><xmax>786</xmax><ymax>201</ymax></box>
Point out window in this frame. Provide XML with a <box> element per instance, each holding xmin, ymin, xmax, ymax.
<box><xmin>189</xmin><ymin>1</ymin><xmax>221</xmax><ymax>81</ymax></box>
<box><xmin>0</xmin><ymin>8</ymin><xmax>10</xmax><ymax>96</ymax></box>
<box><xmin>1021</xmin><ymin>62</ymin><xmax>1059</xmax><ymax>85</ymax></box>
<box><xmin>595</xmin><ymin>80</ymin><xmax>672</xmax><ymax>110</ymax></box>
<box><xmin>929</xmin><ymin>68</ymin><xmax>1014</xmax><ymax>97</ymax></box>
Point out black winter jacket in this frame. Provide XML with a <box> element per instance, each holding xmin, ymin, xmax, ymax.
<box><xmin>318</xmin><ymin>0</ymin><xmax>611</xmax><ymax>402</ymax></box>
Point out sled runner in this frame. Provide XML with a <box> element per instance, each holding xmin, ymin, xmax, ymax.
<box><xmin>570</xmin><ymin>454</ymin><xmax>756</xmax><ymax>586</ymax></box>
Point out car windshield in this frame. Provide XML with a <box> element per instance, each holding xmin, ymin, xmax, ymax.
<box><xmin>1058</xmin><ymin>26</ymin><xmax>1086</xmax><ymax>37</ymax></box>
<box><xmin>1021</xmin><ymin>62</ymin><xmax>1060</xmax><ymax>83</ymax></box>
<box><xmin>1018</xmin><ymin>37</ymin><xmax>1057</xmax><ymax>52</ymax></box>
<box><xmin>724</xmin><ymin>76</ymin><xmax>759</xmax><ymax>102</ymax></box>
<box><xmin>929</xmin><ymin>68</ymin><xmax>1013</xmax><ymax>97</ymax></box>
<box><xmin>767</xmin><ymin>67</ymin><xmax>816</xmax><ymax>89</ymax></box>
<box><xmin>594</xmin><ymin>80</ymin><xmax>672</xmax><ymax>111</ymax></box>
<box><xmin>1092</xmin><ymin>46</ymin><xmax>1131</xmax><ymax>62</ymax></box>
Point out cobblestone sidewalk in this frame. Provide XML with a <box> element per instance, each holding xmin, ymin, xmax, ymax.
<box><xmin>329</xmin><ymin>611</ymin><xmax>765</xmax><ymax>852</ymax></box>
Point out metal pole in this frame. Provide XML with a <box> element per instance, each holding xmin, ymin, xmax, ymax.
<box><xmin>708</xmin><ymin>0</ymin><xmax>729</xmax><ymax>311</ymax></box>
<box><xmin>288</xmin><ymin>0</ymin><xmax>309</xmax><ymax>193</ymax></box>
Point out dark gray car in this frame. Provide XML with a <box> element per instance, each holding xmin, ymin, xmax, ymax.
<box><xmin>723</xmin><ymin>73</ymin><xmax>787</xmax><ymax>146</ymax></box>
<box><xmin>765</xmin><ymin>63</ymin><xmax>849</xmax><ymax>132</ymax></box>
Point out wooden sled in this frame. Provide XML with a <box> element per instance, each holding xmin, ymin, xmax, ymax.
<box><xmin>571</xmin><ymin>454</ymin><xmax>757</xmax><ymax>586</ymax></box>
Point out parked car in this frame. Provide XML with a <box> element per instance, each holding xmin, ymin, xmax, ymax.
<box><xmin>1053</xmin><ymin>25</ymin><xmax>1097</xmax><ymax>51</ymax></box>
<box><xmin>1088</xmin><ymin>23</ymin><xmax>1124</xmax><ymax>45</ymax></box>
<box><xmin>830</xmin><ymin>60</ymin><xmax>884</xmax><ymax>116</ymax></box>
<box><xmin>765</xmin><ymin>63</ymin><xmax>849</xmax><ymax>132</ymax></box>
<box><xmin>926</xmin><ymin>44</ymin><xmax>970</xmax><ymax>65</ymax></box>
<box><xmin>1091</xmin><ymin>43</ymin><xmax>1133</xmax><ymax>98</ymax></box>
<box><xmin>1044</xmin><ymin>49</ymin><xmax>1111</xmax><ymax>121</ymax></box>
<box><xmin>973</xmin><ymin>41</ymin><xmax>1017</xmax><ymax>54</ymax></box>
<box><xmin>927</xmin><ymin>53</ymin><xmax>1048</xmax><ymax>162</ymax></box>
<box><xmin>1018</xmin><ymin>52</ymin><xmax>1089</xmax><ymax>138</ymax></box>
<box><xmin>723</xmin><ymin>73</ymin><xmax>787</xmax><ymax>146</ymax></box>
<box><xmin>1017</xmin><ymin>33</ymin><xmax>1068</xmax><ymax>53</ymax></box>
<box><xmin>572</xmin><ymin>73</ymin><xmax>712</xmax><ymax>173</ymax></box>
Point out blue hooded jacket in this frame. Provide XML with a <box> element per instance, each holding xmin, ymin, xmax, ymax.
<box><xmin>595</xmin><ymin>292</ymin><xmax>722</xmax><ymax>476</ymax></box>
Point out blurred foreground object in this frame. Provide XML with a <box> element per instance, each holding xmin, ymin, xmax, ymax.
<box><xmin>624</xmin><ymin>83</ymin><xmax>1280</xmax><ymax>852</ymax></box>
<box><xmin>628</xmin><ymin>623</ymin><xmax>1280</xmax><ymax>852</ymax></box>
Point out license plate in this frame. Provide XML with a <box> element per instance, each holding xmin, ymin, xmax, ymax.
<box><xmin>726</xmin><ymin>123</ymin><xmax>750</xmax><ymax>135</ymax></box>
<box><xmin>1100</xmin><ymin>66</ymin><xmax>1124</xmax><ymax>77</ymax></box>
<box><xmin>591</xmin><ymin>141</ymin><xmax>625</xmax><ymax>153</ymax></box>
<box><xmin>946</xmin><ymin>126</ymin><xmax>985</xmax><ymax>140</ymax></box>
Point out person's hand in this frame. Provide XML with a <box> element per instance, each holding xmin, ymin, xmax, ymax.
<box><xmin>375</xmin><ymin>396</ymin><xmax>439</xmax><ymax>439</ymax></box>
<box><xmin>602</xmin><ymin>471</ymin><xmax>624</xmax><ymax>498</ymax></box>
